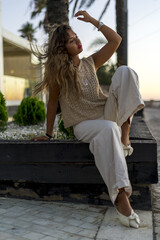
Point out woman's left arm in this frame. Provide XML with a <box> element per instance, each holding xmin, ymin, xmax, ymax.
<box><xmin>75</xmin><ymin>11</ymin><xmax>122</xmax><ymax>70</ymax></box>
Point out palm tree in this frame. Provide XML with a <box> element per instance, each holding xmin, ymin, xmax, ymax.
<box><xmin>18</xmin><ymin>22</ymin><xmax>37</xmax><ymax>41</ymax></box>
<box><xmin>29</xmin><ymin>0</ymin><xmax>69</xmax><ymax>33</ymax></box>
<box><xmin>116</xmin><ymin>0</ymin><xmax>128</xmax><ymax>66</ymax></box>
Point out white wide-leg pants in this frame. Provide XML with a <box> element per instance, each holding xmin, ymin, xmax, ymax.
<box><xmin>73</xmin><ymin>66</ymin><xmax>145</xmax><ymax>204</ymax></box>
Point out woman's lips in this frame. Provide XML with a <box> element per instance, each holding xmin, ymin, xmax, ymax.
<box><xmin>78</xmin><ymin>45</ymin><xmax>82</xmax><ymax>49</ymax></box>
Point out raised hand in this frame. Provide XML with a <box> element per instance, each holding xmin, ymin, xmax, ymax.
<box><xmin>74</xmin><ymin>10</ymin><xmax>93</xmax><ymax>23</ymax></box>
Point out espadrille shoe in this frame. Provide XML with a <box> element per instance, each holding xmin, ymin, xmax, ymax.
<box><xmin>117</xmin><ymin>209</ymin><xmax>140</xmax><ymax>228</ymax></box>
<box><xmin>122</xmin><ymin>143</ymin><xmax>133</xmax><ymax>157</ymax></box>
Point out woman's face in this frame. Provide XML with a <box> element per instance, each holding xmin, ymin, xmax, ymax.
<box><xmin>65</xmin><ymin>30</ymin><xmax>83</xmax><ymax>56</ymax></box>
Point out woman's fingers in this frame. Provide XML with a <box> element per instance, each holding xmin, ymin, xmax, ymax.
<box><xmin>74</xmin><ymin>10</ymin><xmax>85</xmax><ymax>17</ymax></box>
<box><xmin>74</xmin><ymin>10</ymin><xmax>91</xmax><ymax>22</ymax></box>
<box><xmin>30</xmin><ymin>136</ymin><xmax>50</xmax><ymax>141</ymax></box>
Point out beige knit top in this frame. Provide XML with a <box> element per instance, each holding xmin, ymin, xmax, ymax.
<box><xmin>59</xmin><ymin>56</ymin><xmax>108</xmax><ymax>128</ymax></box>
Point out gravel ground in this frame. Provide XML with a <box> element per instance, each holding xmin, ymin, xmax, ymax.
<box><xmin>0</xmin><ymin>122</ymin><xmax>46</xmax><ymax>140</ymax></box>
<box><xmin>0</xmin><ymin>115</ymin><xmax>76</xmax><ymax>140</ymax></box>
<box><xmin>0</xmin><ymin>116</ymin><xmax>62</xmax><ymax>140</ymax></box>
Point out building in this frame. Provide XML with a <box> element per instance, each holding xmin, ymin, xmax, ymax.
<box><xmin>0</xmin><ymin>1</ymin><xmax>44</xmax><ymax>109</ymax></box>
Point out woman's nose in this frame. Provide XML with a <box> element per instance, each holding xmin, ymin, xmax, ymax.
<box><xmin>76</xmin><ymin>38</ymin><xmax>80</xmax><ymax>44</ymax></box>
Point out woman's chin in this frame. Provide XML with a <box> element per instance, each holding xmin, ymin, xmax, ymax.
<box><xmin>79</xmin><ymin>48</ymin><xmax>83</xmax><ymax>53</ymax></box>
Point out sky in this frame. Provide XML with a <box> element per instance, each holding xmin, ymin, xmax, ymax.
<box><xmin>1</xmin><ymin>0</ymin><xmax>160</xmax><ymax>101</ymax></box>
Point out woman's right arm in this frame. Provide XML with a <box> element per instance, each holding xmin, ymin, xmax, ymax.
<box><xmin>32</xmin><ymin>83</ymin><xmax>60</xmax><ymax>141</ymax></box>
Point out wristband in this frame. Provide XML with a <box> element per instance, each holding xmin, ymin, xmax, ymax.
<box><xmin>45</xmin><ymin>133</ymin><xmax>53</xmax><ymax>139</ymax></box>
<box><xmin>98</xmin><ymin>21</ymin><xmax>104</xmax><ymax>31</ymax></box>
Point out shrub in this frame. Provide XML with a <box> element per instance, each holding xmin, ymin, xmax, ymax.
<box><xmin>58</xmin><ymin>115</ymin><xmax>75</xmax><ymax>139</ymax></box>
<box><xmin>13</xmin><ymin>97</ymin><xmax>46</xmax><ymax>125</ymax></box>
<box><xmin>97</xmin><ymin>61</ymin><xmax>116</xmax><ymax>86</ymax></box>
<box><xmin>0</xmin><ymin>91</ymin><xmax>8</xmax><ymax>127</ymax></box>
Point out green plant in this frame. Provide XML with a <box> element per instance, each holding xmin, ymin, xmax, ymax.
<box><xmin>13</xmin><ymin>97</ymin><xmax>46</xmax><ymax>125</ymax></box>
<box><xmin>0</xmin><ymin>91</ymin><xmax>8</xmax><ymax>128</ymax></box>
<box><xmin>97</xmin><ymin>61</ymin><xmax>117</xmax><ymax>86</ymax></box>
<box><xmin>58</xmin><ymin>115</ymin><xmax>75</xmax><ymax>139</ymax></box>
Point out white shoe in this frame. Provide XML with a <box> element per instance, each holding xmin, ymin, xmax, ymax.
<box><xmin>117</xmin><ymin>209</ymin><xmax>140</xmax><ymax>228</ymax></box>
<box><xmin>122</xmin><ymin>144</ymin><xmax>133</xmax><ymax>157</ymax></box>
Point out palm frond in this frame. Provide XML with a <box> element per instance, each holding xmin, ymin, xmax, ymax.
<box><xmin>79</xmin><ymin>0</ymin><xmax>87</xmax><ymax>9</ymax></box>
<box><xmin>88</xmin><ymin>37</ymin><xmax>107</xmax><ymax>50</ymax></box>
<box><xmin>72</xmin><ymin>0</ymin><xmax>80</xmax><ymax>17</ymax></box>
<box><xmin>30</xmin><ymin>0</ymin><xmax>47</xmax><ymax>19</ymax></box>
<box><xmin>31</xmin><ymin>11</ymin><xmax>38</xmax><ymax>18</ymax></box>
<box><xmin>98</xmin><ymin>0</ymin><xmax>111</xmax><ymax>21</ymax></box>
<box><xmin>86</xmin><ymin>0</ymin><xmax>96</xmax><ymax>8</ymax></box>
<box><xmin>69</xmin><ymin>0</ymin><xmax>75</xmax><ymax>4</ymax></box>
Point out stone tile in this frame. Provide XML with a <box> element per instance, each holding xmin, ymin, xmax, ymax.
<box><xmin>53</xmin><ymin>230</ymin><xmax>80</xmax><ymax>240</ymax></box>
<box><xmin>52</xmin><ymin>215</ymin><xmax>69</xmax><ymax>224</ymax></box>
<box><xmin>78</xmin><ymin>238</ymin><xmax>92</xmax><ymax>240</ymax></box>
<box><xmin>96</xmin><ymin>207</ymin><xmax>153</xmax><ymax>240</ymax></box>
<box><xmin>18</xmin><ymin>214</ymin><xmax>40</xmax><ymax>222</ymax></box>
<box><xmin>79</xmin><ymin>222</ymin><xmax>98</xmax><ymax>230</ymax></box>
<box><xmin>11</xmin><ymin>219</ymin><xmax>32</xmax><ymax>229</ymax></box>
<box><xmin>77</xmin><ymin>228</ymin><xmax>97</xmax><ymax>238</ymax></box>
<box><xmin>28</xmin><ymin>224</ymin><xmax>66</xmax><ymax>237</ymax></box>
<box><xmin>0</xmin><ymin>231</ymin><xmax>14</xmax><ymax>240</ymax></box>
<box><xmin>41</xmin><ymin>237</ymin><xmax>63</xmax><ymax>240</ymax></box>
<box><xmin>0</xmin><ymin>223</ymin><xmax>13</xmax><ymax>231</ymax></box>
<box><xmin>0</xmin><ymin>208</ymin><xmax>8</xmax><ymax>214</ymax></box>
<box><xmin>5</xmin><ymin>227</ymin><xmax>29</xmax><ymax>237</ymax></box>
<box><xmin>6</xmin><ymin>237</ymin><xmax>29</xmax><ymax>240</ymax></box>
<box><xmin>28</xmin><ymin>224</ymin><xmax>52</xmax><ymax>235</ymax></box>
<box><xmin>23</xmin><ymin>232</ymin><xmax>46</xmax><ymax>240</ymax></box>
<box><xmin>33</xmin><ymin>211</ymin><xmax>53</xmax><ymax>220</ymax></box>
<box><xmin>32</xmin><ymin>218</ymin><xmax>53</xmax><ymax>226</ymax></box>
<box><xmin>67</xmin><ymin>218</ymin><xmax>84</xmax><ymax>227</ymax></box>
<box><xmin>82</xmin><ymin>215</ymin><xmax>102</xmax><ymax>224</ymax></box>
<box><xmin>62</xmin><ymin>225</ymin><xmax>83</xmax><ymax>234</ymax></box>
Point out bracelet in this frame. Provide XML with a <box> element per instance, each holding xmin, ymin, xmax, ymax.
<box><xmin>45</xmin><ymin>133</ymin><xmax>53</xmax><ymax>139</ymax></box>
<box><xmin>98</xmin><ymin>21</ymin><xmax>104</xmax><ymax>31</ymax></box>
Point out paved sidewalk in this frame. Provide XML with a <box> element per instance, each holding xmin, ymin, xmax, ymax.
<box><xmin>0</xmin><ymin>197</ymin><xmax>152</xmax><ymax>240</ymax></box>
<box><xmin>144</xmin><ymin>108</ymin><xmax>160</xmax><ymax>240</ymax></box>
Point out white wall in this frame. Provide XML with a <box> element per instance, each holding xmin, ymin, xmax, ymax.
<box><xmin>0</xmin><ymin>0</ymin><xmax>4</xmax><ymax>93</ymax></box>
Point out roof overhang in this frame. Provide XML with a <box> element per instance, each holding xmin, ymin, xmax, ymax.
<box><xmin>2</xmin><ymin>28</ymin><xmax>31</xmax><ymax>57</ymax></box>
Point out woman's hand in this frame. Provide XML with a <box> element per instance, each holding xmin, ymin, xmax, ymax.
<box><xmin>30</xmin><ymin>135</ymin><xmax>50</xmax><ymax>141</ymax></box>
<box><xmin>74</xmin><ymin>10</ymin><xmax>93</xmax><ymax>23</ymax></box>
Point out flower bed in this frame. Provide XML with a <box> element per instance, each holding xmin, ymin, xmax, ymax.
<box><xmin>0</xmin><ymin>119</ymin><xmax>72</xmax><ymax>140</ymax></box>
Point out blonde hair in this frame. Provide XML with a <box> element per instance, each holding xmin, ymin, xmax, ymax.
<box><xmin>32</xmin><ymin>25</ymin><xmax>81</xmax><ymax>97</ymax></box>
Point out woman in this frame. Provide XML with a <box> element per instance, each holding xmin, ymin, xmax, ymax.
<box><xmin>32</xmin><ymin>10</ymin><xmax>144</xmax><ymax>228</ymax></box>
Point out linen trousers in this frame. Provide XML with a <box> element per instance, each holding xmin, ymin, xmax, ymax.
<box><xmin>73</xmin><ymin>66</ymin><xmax>145</xmax><ymax>204</ymax></box>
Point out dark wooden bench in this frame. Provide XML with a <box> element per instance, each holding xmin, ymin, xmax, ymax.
<box><xmin>0</xmin><ymin>115</ymin><xmax>158</xmax><ymax>209</ymax></box>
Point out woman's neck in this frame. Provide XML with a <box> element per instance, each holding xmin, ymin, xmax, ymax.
<box><xmin>72</xmin><ymin>55</ymin><xmax>80</xmax><ymax>67</ymax></box>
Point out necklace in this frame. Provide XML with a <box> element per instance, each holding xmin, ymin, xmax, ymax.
<box><xmin>83</xmin><ymin>79</ymin><xmax>88</xmax><ymax>86</ymax></box>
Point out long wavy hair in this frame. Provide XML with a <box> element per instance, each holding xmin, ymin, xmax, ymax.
<box><xmin>32</xmin><ymin>25</ymin><xmax>81</xmax><ymax>97</ymax></box>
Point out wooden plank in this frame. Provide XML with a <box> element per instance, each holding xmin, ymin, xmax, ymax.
<box><xmin>130</xmin><ymin>116</ymin><xmax>154</xmax><ymax>140</ymax></box>
<box><xmin>0</xmin><ymin>139</ymin><xmax>157</xmax><ymax>164</ymax></box>
<box><xmin>0</xmin><ymin>161</ymin><xmax>157</xmax><ymax>184</ymax></box>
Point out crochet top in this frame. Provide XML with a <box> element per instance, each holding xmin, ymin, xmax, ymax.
<box><xmin>59</xmin><ymin>56</ymin><xmax>108</xmax><ymax>128</ymax></box>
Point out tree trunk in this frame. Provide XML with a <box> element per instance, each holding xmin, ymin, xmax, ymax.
<box><xmin>116</xmin><ymin>0</ymin><xmax>128</xmax><ymax>67</ymax></box>
<box><xmin>47</xmin><ymin>0</ymin><xmax>69</xmax><ymax>28</ymax></box>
